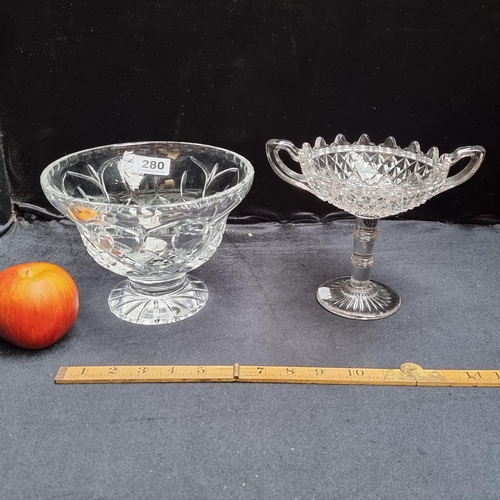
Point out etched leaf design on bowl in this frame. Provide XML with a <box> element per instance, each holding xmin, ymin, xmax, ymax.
<box><xmin>45</xmin><ymin>144</ymin><xmax>253</xmax><ymax>281</ymax></box>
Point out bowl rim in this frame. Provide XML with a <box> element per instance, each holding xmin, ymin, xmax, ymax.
<box><xmin>40</xmin><ymin>140</ymin><xmax>255</xmax><ymax>210</ymax></box>
<box><xmin>303</xmin><ymin>144</ymin><xmax>438</xmax><ymax>167</ymax></box>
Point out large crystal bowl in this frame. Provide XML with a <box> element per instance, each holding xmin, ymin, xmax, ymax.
<box><xmin>267</xmin><ymin>134</ymin><xmax>485</xmax><ymax>320</ymax></box>
<box><xmin>41</xmin><ymin>141</ymin><xmax>254</xmax><ymax>325</ymax></box>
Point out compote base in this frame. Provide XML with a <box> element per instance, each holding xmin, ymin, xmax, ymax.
<box><xmin>108</xmin><ymin>274</ymin><xmax>208</xmax><ymax>325</ymax></box>
<box><xmin>317</xmin><ymin>277</ymin><xmax>401</xmax><ymax>320</ymax></box>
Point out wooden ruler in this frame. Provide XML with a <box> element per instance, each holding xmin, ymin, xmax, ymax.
<box><xmin>55</xmin><ymin>362</ymin><xmax>500</xmax><ymax>387</ymax></box>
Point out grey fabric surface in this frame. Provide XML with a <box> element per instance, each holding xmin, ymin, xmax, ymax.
<box><xmin>0</xmin><ymin>219</ymin><xmax>499</xmax><ymax>500</ymax></box>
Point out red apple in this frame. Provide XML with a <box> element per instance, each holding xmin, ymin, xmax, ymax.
<box><xmin>0</xmin><ymin>262</ymin><xmax>79</xmax><ymax>349</ymax></box>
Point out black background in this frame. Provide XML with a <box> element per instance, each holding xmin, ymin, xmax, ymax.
<box><xmin>1</xmin><ymin>0</ymin><xmax>498</xmax><ymax>225</ymax></box>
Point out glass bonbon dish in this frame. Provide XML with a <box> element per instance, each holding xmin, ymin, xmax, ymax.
<box><xmin>267</xmin><ymin>134</ymin><xmax>485</xmax><ymax>320</ymax></box>
<box><xmin>41</xmin><ymin>141</ymin><xmax>254</xmax><ymax>325</ymax></box>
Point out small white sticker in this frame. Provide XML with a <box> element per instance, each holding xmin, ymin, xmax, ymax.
<box><xmin>133</xmin><ymin>155</ymin><xmax>171</xmax><ymax>176</ymax></box>
<box><xmin>317</xmin><ymin>287</ymin><xmax>332</xmax><ymax>300</ymax></box>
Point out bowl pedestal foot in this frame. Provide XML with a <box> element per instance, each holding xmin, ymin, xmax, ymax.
<box><xmin>108</xmin><ymin>274</ymin><xmax>208</xmax><ymax>325</ymax></box>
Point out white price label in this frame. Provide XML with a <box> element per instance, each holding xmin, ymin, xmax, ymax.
<box><xmin>317</xmin><ymin>287</ymin><xmax>332</xmax><ymax>300</ymax></box>
<box><xmin>132</xmin><ymin>155</ymin><xmax>171</xmax><ymax>176</ymax></box>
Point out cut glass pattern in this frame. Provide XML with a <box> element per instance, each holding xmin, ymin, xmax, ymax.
<box><xmin>267</xmin><ymin>133</ymin><xmax>484</xmax><ymax>320</ymax></box>
<box><xmin>300</xmin><ymin>134</ymin><xmax>447</xmax><ymax>219</ymax></box>
<box><xmin>41</xmin><ymin>141</ymin><xmax>254</xmax><ymax>325</ymax></box>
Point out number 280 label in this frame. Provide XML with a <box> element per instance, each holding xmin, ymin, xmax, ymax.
<box><xmin>132</xmin><ymin>155</ymin><xmax>171</xmax><ymax>176</ymax></box>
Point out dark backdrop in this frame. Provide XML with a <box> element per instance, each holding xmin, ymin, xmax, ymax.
<box><xmin>1</xmin><ymin>0</ymin><xmax>498</xmax><ymax>225</ymax></box>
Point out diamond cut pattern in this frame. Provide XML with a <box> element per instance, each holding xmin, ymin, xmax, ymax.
<box><xmin>304</xmin><ymin>146</ymin><xmax>447</xmax><ymax>218</ymax></box>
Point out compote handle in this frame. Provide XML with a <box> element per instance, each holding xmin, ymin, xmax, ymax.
<box><xmin>266</xmin><ymin>139</ymin><xmax>315</xmax><ymax>194</ymax></box>
<box><xmin>439</xmin><ymin>146</ymin><xmax>485</xmax><ymax>194</ymax></box>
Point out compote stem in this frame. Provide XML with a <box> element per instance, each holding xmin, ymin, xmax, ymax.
<box><xmin>349</xmin><ymin>217</ymin><xmax>378</xmax><ymax>289</ymax></box>
<box><xmin>316</xmin><ymin>217</ymin><xmax>400</xmax><ymax>319</ymax></box>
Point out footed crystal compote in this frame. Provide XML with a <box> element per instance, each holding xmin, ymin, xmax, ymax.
<box><xmin>266</xmin><ymin>134</ymin><xmax>485</xmax><ymax>320</ymax></box>
<box><xmin>41</xmin><ymin>141</ymin><xmax>254</xmax><ymax>325</ymax></box>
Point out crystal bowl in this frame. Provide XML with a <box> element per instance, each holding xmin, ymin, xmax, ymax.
<box><xmin>267</xmin><ymin>134</ymin><xmax>485</xmax><ymax>219</ymax></box>
<box><xmin>41</xmin><ymin>141</ymin><xmax>254</xmax><ymax>325</ymax></box>
<box><xmin>267</xmin><ymin>134</ymin><xmax>485</xmax><ymax>320</ymax></box>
